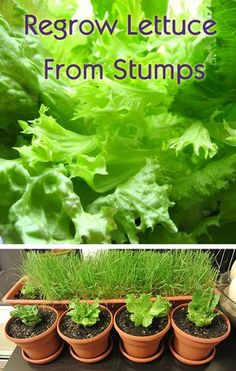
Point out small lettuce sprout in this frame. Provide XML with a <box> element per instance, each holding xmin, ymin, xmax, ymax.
<box><xmin>67</xmin><ymin>299</ymin><xmax>100</xmax><ymax>327</ymax></box>
<box><xmin>21</xmin><ymin>283</ymin><xmax>38</xmax><ymax>299</ymax></box>
<box><xmin>187</xmin><ymin>287</ymin><xmax>220</xmax><ymax>327</ymax></box>
<box><xmin>11</xmin><ymin>305</ymin><xmax>42</xmax><ymax>326</ymax></box>
<box><xmin>126</xmin><ymin>293</ymin><xmax>171</xmax><ymax>327</ymax></box>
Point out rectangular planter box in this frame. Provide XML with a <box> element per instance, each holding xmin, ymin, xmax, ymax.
<box><xmin>2</xmin><ymin>277</ymin><xmax>192</xmax><ymax>313</ymax></box>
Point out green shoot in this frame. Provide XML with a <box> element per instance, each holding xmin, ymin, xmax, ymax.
<box><xmin>11</xmin><ymin>305</ymin><xmax>42</xmax><ymax>326</ymax></box>
<box><xmin>67</xmin><ymin>299</ymin><xmax>100</xmax><ymax>327</ymax></box>
<box><xmin>126</xmin><ymin>293</ymin><xmax>171</xmax><ymax>327</ymax></box>
<box><xmin>21</xmin><ymin>283</ymin><xmax>38</xmax><ymax>299</ymax></box>
<box><xmin>187</xmin><ymin>286</ymin><xmax>220</xmax><ymax>327</ymax></box>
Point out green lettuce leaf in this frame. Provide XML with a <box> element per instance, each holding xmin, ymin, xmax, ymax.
<box><xmin>0</xmin><ymin>16</ymin><xmax>40</xmax><ymax>128</ymax></box>
<box><xmin>0</xmin><ymin>159</ymin><xmax>29</xmax><ymax>225</ymax></box>
<box><xmin>89</xmin><ymin>161</ymin><xmax>177</xmax><ymax>243</ymax></box>
<box><xmin>141</xmin><ymin>0</ymin><xmax>168</xmax><ymax>18</ymax></box>
<box><xmin>172</xmin><ymin>154</ymin><xmax>236</xmax><ymax>203</ymax></box>
<box><xmin>219</xmin><ymin>184</ymin><xmax>236</xmax><ymax>224</ymax></box>
<box><xmin>17</xmin><ymin>106</ymin><xmax>99</xmax><ymax>170</ymax></box>
<box><xmin>225</xmin><ymin>123</ymin><xmax>236</xmax><ymax>146</ymax></box>
<box><xmin>9</xmin><ymin>170</ymin><xmax>115</xmax><ymax>244</ymax></box>
<box><xmin>9</xmin><ymin>170</ymin><xmax>80</xmax><ymax>243</ymax></box>
<box><xmin>172</xmin><ymin>0</ymin><xmax>236</xmax><ymax>123</ymax></box>
<box><xmin>126</xmin><ymin>293</ymin><xmax>171</xmax><ymax>327</ymax></box>
<box><xmin>90</xmin><ymin>0</ymin><xmax>113</xmax><ymax>19</ymax></box>
<box><xmin>212</xmin><ymin>0</ymin><xmax>236</xmax><ymax>87</ymax></box>
<box><xmin>167</xmin><ymin>122</ymin><xmax>218</xmax><ymax>160</ymax></box>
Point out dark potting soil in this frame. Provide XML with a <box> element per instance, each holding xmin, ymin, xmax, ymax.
<box><xmin>7</xmin><ymin>309</ymin><xmax>56</xmax><ymax>339</ymax></box>
<box><xmin>173</xmin><ymin>307</ymin><xmax>228</xmax><ymax>339</ymax></box>
<box><xmin>59</xmin><ymin>309</ymin><xmax>111</xmax><ymax>340</ymax></box>
<box><xmin>116</xmin><ymin>308</ymin><xmax>168</xmax><ymax>336</ymax></box>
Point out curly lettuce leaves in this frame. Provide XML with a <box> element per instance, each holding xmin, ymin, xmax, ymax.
<box><xmin>16</xmin><ymin>106</ymin><xmax>157</xmax><ymax>193</ymax></box>
<box><xmin>91</xmin><ymin>0</ymin><xmax>168</xmax><ymax>21</ymax></box>
<box><xmin>9</xmin><ymin>170</ymin><xmax>115</xmax><ymax>244</ymax></box>
<box><xmin>73</xmin><ymin>79</ymin><xmax>170</xmax><ymax>139</ymax></box>
<box><xmin>92</xmin><ymin>137</ymin><xmax>158</xmax><ymax>193</ymax></box>
<box><xmin>0</xmin><ymin>17</ymin><xmax>40</xmax><ymax>128</ymax></box>
<box><xmin>0</xmin><ymin>2</ymin><xmax>83</xmax><ymax>150</ymax></box>
<box><xmin>224</xmin><ymin>123</ymin><xmax>236</xmax><ymax>147</ymax></box>
<box><xmin>8</xmin><ymin>153</ymin><xmax>176</xmax><ymax>244</ymax></box>
<box><xmin>0</xmin><ymin>159</ymin><xmax>29</xmax><ymax>230</ymax></box>
<box><xmin>172</xmin><ymin>0</ymin><xmax>236</xmax><ymax>123</ymax></box>
<box><xmin>73</xmin><ymin>207</ymin><xmax>116</xmax><ymax>244</ymax></box>
<box><xmin>0</xmin><ymin>1</ymin><xmax>25</xmax><ymax>31</ymax></box>
<box><xmin>171</xmin><ymin>73</ymin><xmax>230</xmax><ymax>122</ymax></box>
<box><xmin>0</xmin><ymin>0</ymin><xmax>78</xmax><ymax>28</ymax></box>
<box><xmin>0</xmin><ymin>0</ymin><xmax>236</xmax><ymax>244</ymax></box>
<box><xmin>9</xmin><ymin>171</ymin><xmax>79</xmax><ymax>243</ymax></box>
<box><xmin>89</xmin><ymin>161</ymin><xmax>177</xmax><ymax>243</ymax></box>
<box><xmin>68</xmin><ymin>154</ymin><xmax>107</xmax><ymax>190</ymax></box>
<box><xmin>212</xmin><ymin>0</ymin><xmax>236</xmax><ymax>88</ymax></box>
<box><xmin>172</xmin><ymin>154</ymin><xmax>236</xmax><ymax>204</ymax></box>
<box><xmin>167</xmin><ymin>122</ymin><xmax>218</xmax><ymax>160</ymax></box>
<box><xmin>17</xmin><ymin>106</ymin><xmax>100</xmax><ymax>172</ymax></box>
<box><xmin>168</xmin><ymin>154</ymin><xmax>236</xmax><ymax>240</ymax></box>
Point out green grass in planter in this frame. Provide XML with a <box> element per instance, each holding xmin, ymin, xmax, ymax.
<box><xmin>21</xmin><ymin>250</ymin><xmax>218</xmax><ymax>300</ymax></box>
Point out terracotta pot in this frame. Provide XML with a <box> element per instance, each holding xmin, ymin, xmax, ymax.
<box><xmin>5</xmin><ymin>306</ymin><xmax>62</xmax><ymax>363</ymax></box>
<box><xmin>2</xmin><ymin>277</ymin><xmax>192</xmax><ymax>313</ymax></box>
<box><xmin>57</xmin><ymin>305</ymin><xmax>113</xmax><ymax>361</ymax></box>
<box><xmin>170</xmin><ymin>304</ymin><xmax>231</xmax><ymax>364</ymax></box>
<box><xmin>114</xmin><ymin>305</ymin><xmax>170</xmax><ymax>360</ymax></box>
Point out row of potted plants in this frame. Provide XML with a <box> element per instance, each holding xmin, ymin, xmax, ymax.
<box><xmin>5</xmin><ymin>287</ymin><xmax>231</xmax><ymax>366</ymax></box>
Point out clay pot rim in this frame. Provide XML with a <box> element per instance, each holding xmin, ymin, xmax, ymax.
<box><xmin>5</xmin><ymin>305</ymin><xmax>59</xmax><ymax>344</ymax></box>
<box><xmin>2</xmin><ymin>277</ymin><xmax>192</xmax><ymax>306</ymax></box>
<box><xmin>57</xmin><ymin>305</ymin><xmax>113</xmax><ymax>344</ymax></box>
<box><xmin>171</xmin><ymin>303</ymin><xmax>231</xmax><ymax>344</ymax></box>
<box><xmin>114</xmin><ymin>305</ymin><xmax>171</xmax><ymax>341</ymax></box>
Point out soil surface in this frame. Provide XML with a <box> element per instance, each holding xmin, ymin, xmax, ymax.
<box><xmin>116</xmin><ymin>308</ymin><xmax>168</xmax><ymax>336</ymax></box>
<box><xmin>173</xmin><ymin>307</ymin><xmax>228</xmax><ymax>339</ymax></box>
<box><xmin>59</xmin><ymin>309</ymin><xmax>111</xmax><ymax>339</ymax></box>
<box><xmin>7</xmin><ymin>309</ymin><xmax>56</xmax><ymax>339</ymax></box>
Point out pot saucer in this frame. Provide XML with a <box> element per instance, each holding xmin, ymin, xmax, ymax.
<box><xmin>69</xmin><ymin>336</ymin><xmax>113</xmax><ymax>364</ymax></box>
<box><xmin>119</xmin><ymin>340</ymin><xmax>164</xmax><ymax>363</ymax></box>
<box><xmin>169</xmin><ymin>335</ymin><xmax>216</xmax><ymax>366</ymax></box>
<box><xmin>22</xmin><ymin>342</ymin><xmax>64</xmax><ymax>365</ymax></box>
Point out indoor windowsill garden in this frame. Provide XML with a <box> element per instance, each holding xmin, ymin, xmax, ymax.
<box><xmin>2</xmin><ymin>249</ymin><xmax>236</xmax><ymax>367</ymax></box>
<box><xmin>2</xmin><ymin>287</ymin><xmax>232</xmax><ymax>366</ymax></box>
